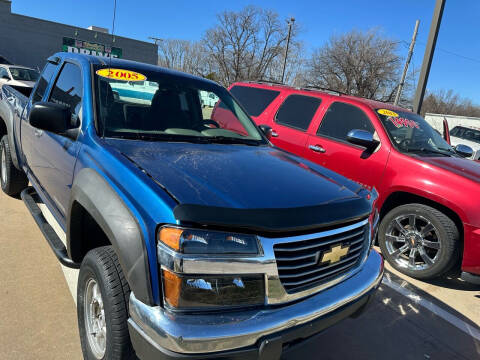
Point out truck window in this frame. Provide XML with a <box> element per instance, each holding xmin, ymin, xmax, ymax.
<box><xmin>275</xmin><ymin>94</ymin><xmax>321</xmax><ymax>131</ymax></box>
<box><xmin>317</xmin><ymin>102</ymin><xmax>374</xmax><ymax>141</ymax></box>
<box><xmin>0</xmin><ymin>67</ymin><xmax>9</xmax><ymax>79</ymax></box>
<box><xmin>32</xmin><ymin>63</ymin><xmax>57</xmax><ymax>103</ymax></box>
<box><xmin>230</xmin><ymin>86</ymin><xmax>280</xmax><ymax>116</ymax></box>
<box><xmin>48</xmin><ymin>63</ymin><xmax>83</xmax><ymax>126</ymax></box>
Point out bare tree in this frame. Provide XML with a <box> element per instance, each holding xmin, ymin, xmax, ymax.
<box><xmin>422</xmin><ymin>89</ymin><xmax>480</xmax><ymax>117</ymax></box>
<box><xmin>202</xmin><ymin>6</ymin><xmax>301</xmax><ymax>86</ymax></box>
<box><xmin>304</xmin><ymin>29</ymin><xmax>401</xmax><ymax>101</ymax></box>
<box><xmin>157</xmin><ymin>39</ymin><xmax>214</xmax><ymax>78</ymax></box>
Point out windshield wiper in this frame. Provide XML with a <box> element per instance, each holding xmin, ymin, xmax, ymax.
<box><xmin>203</xmin><ymin>136</ymin><xmax>263</xmax><ymax>146</ymax></box>
<box><xmin>405</xmin><ymin>147</ymin><xmax>453</xmax><ymax>157</ymax></box>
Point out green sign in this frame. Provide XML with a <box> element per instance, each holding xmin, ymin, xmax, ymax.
<box><xmin>62</xmin><ymin>37</ymin><xmax>122</xmax><ymax>58</ymax></box>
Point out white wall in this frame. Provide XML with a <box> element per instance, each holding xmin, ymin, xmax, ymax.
<box><xmin>424</xmin><ymin>113</ymin><xmax>480</xmax><ymax>132</ymax></box>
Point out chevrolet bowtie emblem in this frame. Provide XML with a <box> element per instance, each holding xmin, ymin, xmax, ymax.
<box><xmin>320</xmin><ymin>244</ymin><xmax>350</xmax><ymax>265</ymax></box>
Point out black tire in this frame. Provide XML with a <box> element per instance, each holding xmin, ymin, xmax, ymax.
<box><xmin>378</xmin><ymin>203</ymin><xmax>459</xmax><ymax>280</ymax></box>
<box><xmin>77</xmin><ymin>246</ymin><xmax>136</xmax><ymax>360</ymax></box>
<box><xmin>0</xmin><ymin>135</ymin><xmax>28</xmax><ymax>197</ymax></box>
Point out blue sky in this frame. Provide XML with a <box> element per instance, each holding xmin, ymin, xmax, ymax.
<box><xmin>12</xmin><ymin>0</ymin><xmax>480</xmax><ymax>103</ymax></box>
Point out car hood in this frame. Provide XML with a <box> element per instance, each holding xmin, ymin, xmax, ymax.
<box><xmin>104</xmin><ymin>139</ymin><xmax>366</xmax><ymax>210</ymax></box>
<box><xmin>421</xmin><ymin>156</ymin><xmax>480</xmax><ymax>183</ymax></box>
<box><xmin>450</xmin><ymin>136</ymin><xmax>480</xmax><ymax>150</ymax></box>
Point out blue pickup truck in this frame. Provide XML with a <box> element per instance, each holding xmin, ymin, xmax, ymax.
<box><xmin>0</xmin><ymin>52</ymin><xmax>383</xmax><ymax>360</ymax></box>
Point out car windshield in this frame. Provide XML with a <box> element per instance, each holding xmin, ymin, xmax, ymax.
<box><xmin>94</xmin><ymin>66</ymin><xmax>265</xmax><ymax>145</ymax></box>
<box><xmin>377</xmin><ymin>109</ymin><xmax>455</xmax><ymax>156</ymax></box>
<box><xmin>450</xmin><ymin>126</ymin><xmax>480</xmax><ymax>144</ymax></box>
<box><xmin>9</xmin><ymin>67</ymin><xmax>39</xmax><ymax>81</ymax></box>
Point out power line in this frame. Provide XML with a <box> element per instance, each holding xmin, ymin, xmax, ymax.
<box><xmin>400</xmin><ymin>39</ymin><xmax>480</xmax><ymax>65</ymax></box>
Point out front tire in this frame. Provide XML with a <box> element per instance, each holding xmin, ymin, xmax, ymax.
<box><xmin>378</xmin><ymin>203</ymin><xmax>459</xmax><ymax>280</ymax></box>
<box><xmin>77</xmin><ymin>246</ymin><xmax>136</xmax><ymax>360</ymax></box>
<box><xmin>0</xmin><ymin>135</ymin><xmax>28</xmax><ymax>197</ymax></box>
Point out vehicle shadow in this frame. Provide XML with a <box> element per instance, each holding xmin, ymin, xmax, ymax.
<box><xmin>282</xmin><ymin>279</ymin><xmax>480</xmax><ymax>360</ymax></box>
<box><xmin>426</xmin><ymin>274</ymin><xmax>480</xmax><ymax>291</ymax></box>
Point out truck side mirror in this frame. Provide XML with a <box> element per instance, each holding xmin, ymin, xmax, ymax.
<box><xmin>258</xmin><ymin>124</ymin><xmax>273</xmax><ymax>140</ymax></box>
<box><xmin>29</xmin><ymin>102</ymin><xmax>72</xmax><ymax>135</ymax></box>
<box><xmin>347</xmin><ymin>129</ymin><xmax>379</xmax><ymax>150</ymax></box>
<box><xmin>455</xmin><ymin>144</ymin><xmax>474</xmax><ymax>158</ymax></box>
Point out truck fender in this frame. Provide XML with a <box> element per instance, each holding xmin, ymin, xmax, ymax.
<box><xmin>67</xmin><ymin>168</ymin><xmax>153</xmax><ymax>305</ymax></box>
<box><xmin>0</xmin><ymin>86</ymin><xmax>20</xmax><ymax>169</ymax></box>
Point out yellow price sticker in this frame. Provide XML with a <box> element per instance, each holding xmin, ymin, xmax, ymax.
<box><xmin>96</xmin><ymin>68</ymin><xmax>147</xmax><ymax>82</ymax></box>
<box><xmin>377</xmin><ymin>109</ymin><xmax>399</xmax><ymax>117</ymax></box>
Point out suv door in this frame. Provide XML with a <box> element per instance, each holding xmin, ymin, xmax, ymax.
<box><xmin>305</xmin><ymin>100</ymin><xmax>389</xmax><ymax>190</ymax></box>
<box><xmin>29</xmin><ymin>62</ymin><xmax>83</xmax><ymax>216</ymax></box>
<box><xmin>270</xmin><ymin>94</ymin><xmax>323</xmax><ymax>157</ymax></box>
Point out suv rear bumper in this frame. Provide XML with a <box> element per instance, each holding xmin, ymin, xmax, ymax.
<box><xmin>128</xmin><ymin>249</ymin><xmax>384</xmax><ymax>360</ymax></box>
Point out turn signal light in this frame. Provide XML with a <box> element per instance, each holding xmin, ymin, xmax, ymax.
<box><xmin>158</xmin><ymin>227</ymin><xmax>183</xmax><ymax>251</ymax></box>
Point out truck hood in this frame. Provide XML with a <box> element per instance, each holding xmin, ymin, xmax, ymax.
<box><xmin>104</xmin><ymin>139</ymin><xmax>366</xmax><ymax>210</ymax></box>
<box><xmin>421</xmin><ymin>156</ymin><xmax>480</xmax><ymax>183</ymax></box>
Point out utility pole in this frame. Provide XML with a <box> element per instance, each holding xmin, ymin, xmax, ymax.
<box><xmin>413</xmin><ymin>0</ymin><xmax>446</xmax><ymax>114</ymax></box>
<box><xmin>281</xmin><ymin>17</ymin><xmax>295</xmax><ymax>84</ymax></box>
<box><xmin>394</xmin><ymin>20</ymin><xmax>420</xmax><ymax>106</ymax></box>
<box><xmin>148</xmin><ymin>36</ymin><xmax>163</xmax><ymax>45</ymax></box>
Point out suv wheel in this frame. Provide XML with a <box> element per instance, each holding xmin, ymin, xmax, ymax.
<box><xmin>378</xmin><ymin>203</ymin><xmax>459</xmax><ymax>280</ymax></box>
<box><xmin>77</xmin><ymin>246</ymin><xmax>136</xmax><ymax>360</ymax></box>
<box><xmin>0</xmin><ymin>135</ymin><xmax>28</xmax><ymax>197</ymax></box>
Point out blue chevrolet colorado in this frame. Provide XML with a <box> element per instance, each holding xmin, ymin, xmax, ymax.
<box><xmin>0</xmin><ymin>52</ymin><xmax>383</xmax><ymax>360</ymax></box>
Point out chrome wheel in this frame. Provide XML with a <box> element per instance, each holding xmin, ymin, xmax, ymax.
<box><xmin>1</xmin><ymin>145</ymin><xmax>6</xmax><ymax>185</ymax></box>
<box><xmin>84</xmin><ymin>278</ymin><xmax>106</xmax><ymax>359</ymax></box>
<box><xmin>385</xmin><ymin>214</ymin><xmax>441</xmax><ymax>271</ymax></box>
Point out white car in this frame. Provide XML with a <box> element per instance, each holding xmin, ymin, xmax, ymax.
<box><xmin>0</xmin><ymin>65</ymin><xmax>39</xmax><ymax>95</ymax></box>
<box><xmin>449</xmin><ymin>125</ymin><xmax>480</xmax><ymax>160</ymax></box>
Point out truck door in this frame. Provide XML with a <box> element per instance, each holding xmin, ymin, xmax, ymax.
<box><xmin>29</xmin><ymin>62</ymin><xmax>83</xmax><ymax>216</ymax></box>
<box><xmin>304</xmin><ymin>100</ymin><xmax>389</xmax><ymax>190</ymax></box>
<box><xmin>270</xmin><ymin>94</ymin><xmax>323</xmax><ymax>157</ymax></box>
<box><xmin>21</xmin><ymin>62</ymin><xmax>58</xmax><ymax>177</ymax></box>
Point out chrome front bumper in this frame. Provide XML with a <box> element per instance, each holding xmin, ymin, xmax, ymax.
<box><xmin>128</xmin><ymin>249</ymin><xmax>384</xmax><ymax>355</ymax></box>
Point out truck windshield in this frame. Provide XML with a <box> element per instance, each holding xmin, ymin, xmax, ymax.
<box><xmin>377</xmin><ymin>109</ymin><xmax>455</xmax><ymax>157</ymax></box>
<box><xmin>9</xmin><ymin>67</ymin><xmax>39</xmax><ymax>81</ymax></box>
<box><xmin>94</xmin><ymin>67</ymin><xmax>265</xmax><ymax>144</ymax></box>
<box><xmin>450</xmin><ymin>126</ymin><xmax>480</xmax><ymax>144</ymax></box>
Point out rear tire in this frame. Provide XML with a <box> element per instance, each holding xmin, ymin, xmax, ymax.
<box><xmin>77</xmin><ymin>246</ymin><xmax>136</xmax><ymax>360</ymax></box>
<box><xmin>378</xmin><ymin>203</ymin><xmax>459</xmax><ymax>280</ymax></box>
<box><xmin>0</xmin><ymin>135</ymin><xmax>28</xmax><ymax>197</ymax></box>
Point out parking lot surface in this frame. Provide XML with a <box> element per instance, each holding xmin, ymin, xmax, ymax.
<box><xmin>1</xmin><ymin>190</ymin><xmax>479</xmax><ymax>359</ymax></box>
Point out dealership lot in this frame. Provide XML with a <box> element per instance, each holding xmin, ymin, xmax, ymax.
<box><xmin>0</xmin><ymin>190</ymin><xmax>479</xmax><ymax>360</ymax></box>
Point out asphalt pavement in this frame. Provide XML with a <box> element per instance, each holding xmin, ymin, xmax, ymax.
<box><xmin>1</xmin><ymin>190</ymin><xmax>479</xmax><ymax>360</ymax></box>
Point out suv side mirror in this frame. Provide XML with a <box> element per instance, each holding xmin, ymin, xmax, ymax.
<box><xmin>455</xmin><ymin>144</ymin><xmax>474</xmax><ymax>158</ymax></box>
<box><xmin>258</xmin><ymin>124</ymin><xmax>273</xmax><ymax>140</ymax></box>
<box><xmin>347</xmin><ymin>129</ymin><xmax>379</xmax><ymax>150</ymax></box>
<box><xmin>29</xmin><ymin>102</ymin><xmax>72</xmax><ymax>135</ymax></box>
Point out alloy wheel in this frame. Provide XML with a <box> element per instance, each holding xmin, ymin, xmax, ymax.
<box><xmin>385</xmin><ymin>214</ymin><xmax>441</xmax><ymax>271</ymax></box>
<box><xmin>84</xmin><ymin>278</ymin><xmax>107</xmax><ymax>359</ymax></box>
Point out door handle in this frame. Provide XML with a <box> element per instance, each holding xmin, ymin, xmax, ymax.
<box><xmin>309</xmin><ymin>144</ymin><xmax>326</xmax><ymax>153</ymax></box>
<box><xmin>271</xmin><ymin>130</ymin><xmax>279</xmax><ymax>137</ymax></box>
<box><xmin>34</xmin><ymin>129</ymin><xmax>43</xmax><ymax>137</ymax></box>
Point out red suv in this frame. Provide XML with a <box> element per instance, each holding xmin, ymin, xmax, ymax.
<box><xmin>215</xmin><ymin>81</ymin><xmax>480</xmax><ymax>283</ymax></box>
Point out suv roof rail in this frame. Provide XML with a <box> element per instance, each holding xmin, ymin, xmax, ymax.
<box><xmin>302</xmin><ymin>86</ymin><xmax>345</xmax><ymax>96</ymax></box>
<box><xmin>244</xmin><ymin>79</ymin><xmax>286</xmax><ymax>86</ymax></box>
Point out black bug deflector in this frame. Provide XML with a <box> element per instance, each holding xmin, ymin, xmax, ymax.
<box><xmin>173</xmin><ymin>197</ymin><xmax>372</xmax><ymax>233</ymax></box>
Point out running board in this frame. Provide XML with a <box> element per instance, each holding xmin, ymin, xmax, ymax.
<box><xmin>21</xmin><ymin>187</ymin><xmax>80</xmax><ymax>269</ymax></box>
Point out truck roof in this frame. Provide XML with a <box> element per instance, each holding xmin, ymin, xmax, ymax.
<box><xmin>52</xmin><ymin>52</ymin><xmax>219</xmax><ymax>87</ymax></box>
<box><xmin>231</xmin><ymin>81</ymin><xmax>411</xmax><ymax>114</ymax></box>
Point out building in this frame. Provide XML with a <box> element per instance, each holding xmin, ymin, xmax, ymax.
<box><xmin>0</xmin><ymin>0</ymin><xmax>157</xmax><ymax>70</ymax></box>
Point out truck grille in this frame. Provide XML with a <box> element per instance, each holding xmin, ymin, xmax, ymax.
<box><xmin>273</xmin><ymin>222</ymin><xmax>368</xmax><ymax>293</ymax></box>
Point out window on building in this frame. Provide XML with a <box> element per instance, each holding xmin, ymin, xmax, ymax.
<box><xmin>48</xmin><ymin>63</ymin><xmax>83</xmax><ymax>127</ymax></box>
<box><xmin>230</xmin><ymin>86</ymin><xmax>280</xmax><ymax>117</ymax></box>
<box><xmin>317</xmin><ymin>102</ymin><xmax>374</xmax><ymax>141</ymax></box>
<box><xmin>32</xmin><ymin>63</ymin><xmax>57</xmax><ymax>103</ymax></box>
<box><xmin>275</xmin><ymin>94</ymin><xmax>322</xmax><ymax>131</ymax></box>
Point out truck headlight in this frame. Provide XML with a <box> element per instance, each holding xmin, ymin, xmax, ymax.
<box><xmin>162</xmin><ymin>270</ymin><xmax>265</xmax><ymax>309</ymax></box>
<box><xmin>158</xmin><ymin>226</ymin><xmax>260</xmax><ymax>255</ymax></box>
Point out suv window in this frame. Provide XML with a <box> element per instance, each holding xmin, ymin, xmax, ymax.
<box><xmin>230</xmin><ymin>86</ymin><xmax>280</xmax><ymax>117</ymax></box>
<box><xmin>317</xmin><ymin>102</ymin><xmax>374</xmax><ymax>141</ymax></box>
<box><xmin>49</xmin><ymin>63</ymin><xmax>83</xmax><ymax>126</ymax></box>
<box><xmin>32</xmin><ymin>63</ymin><xmax>57</xmax><ymax>103</ymax></box>
<box><xmin>275</xmin><ymin>94</ymin><xmax>322</xmax><ymax>131</ymax></box>
<box><xmin>0</xmin><ymin>67</ymin><xmax>9</xmax><ymax>79</ymax></box>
